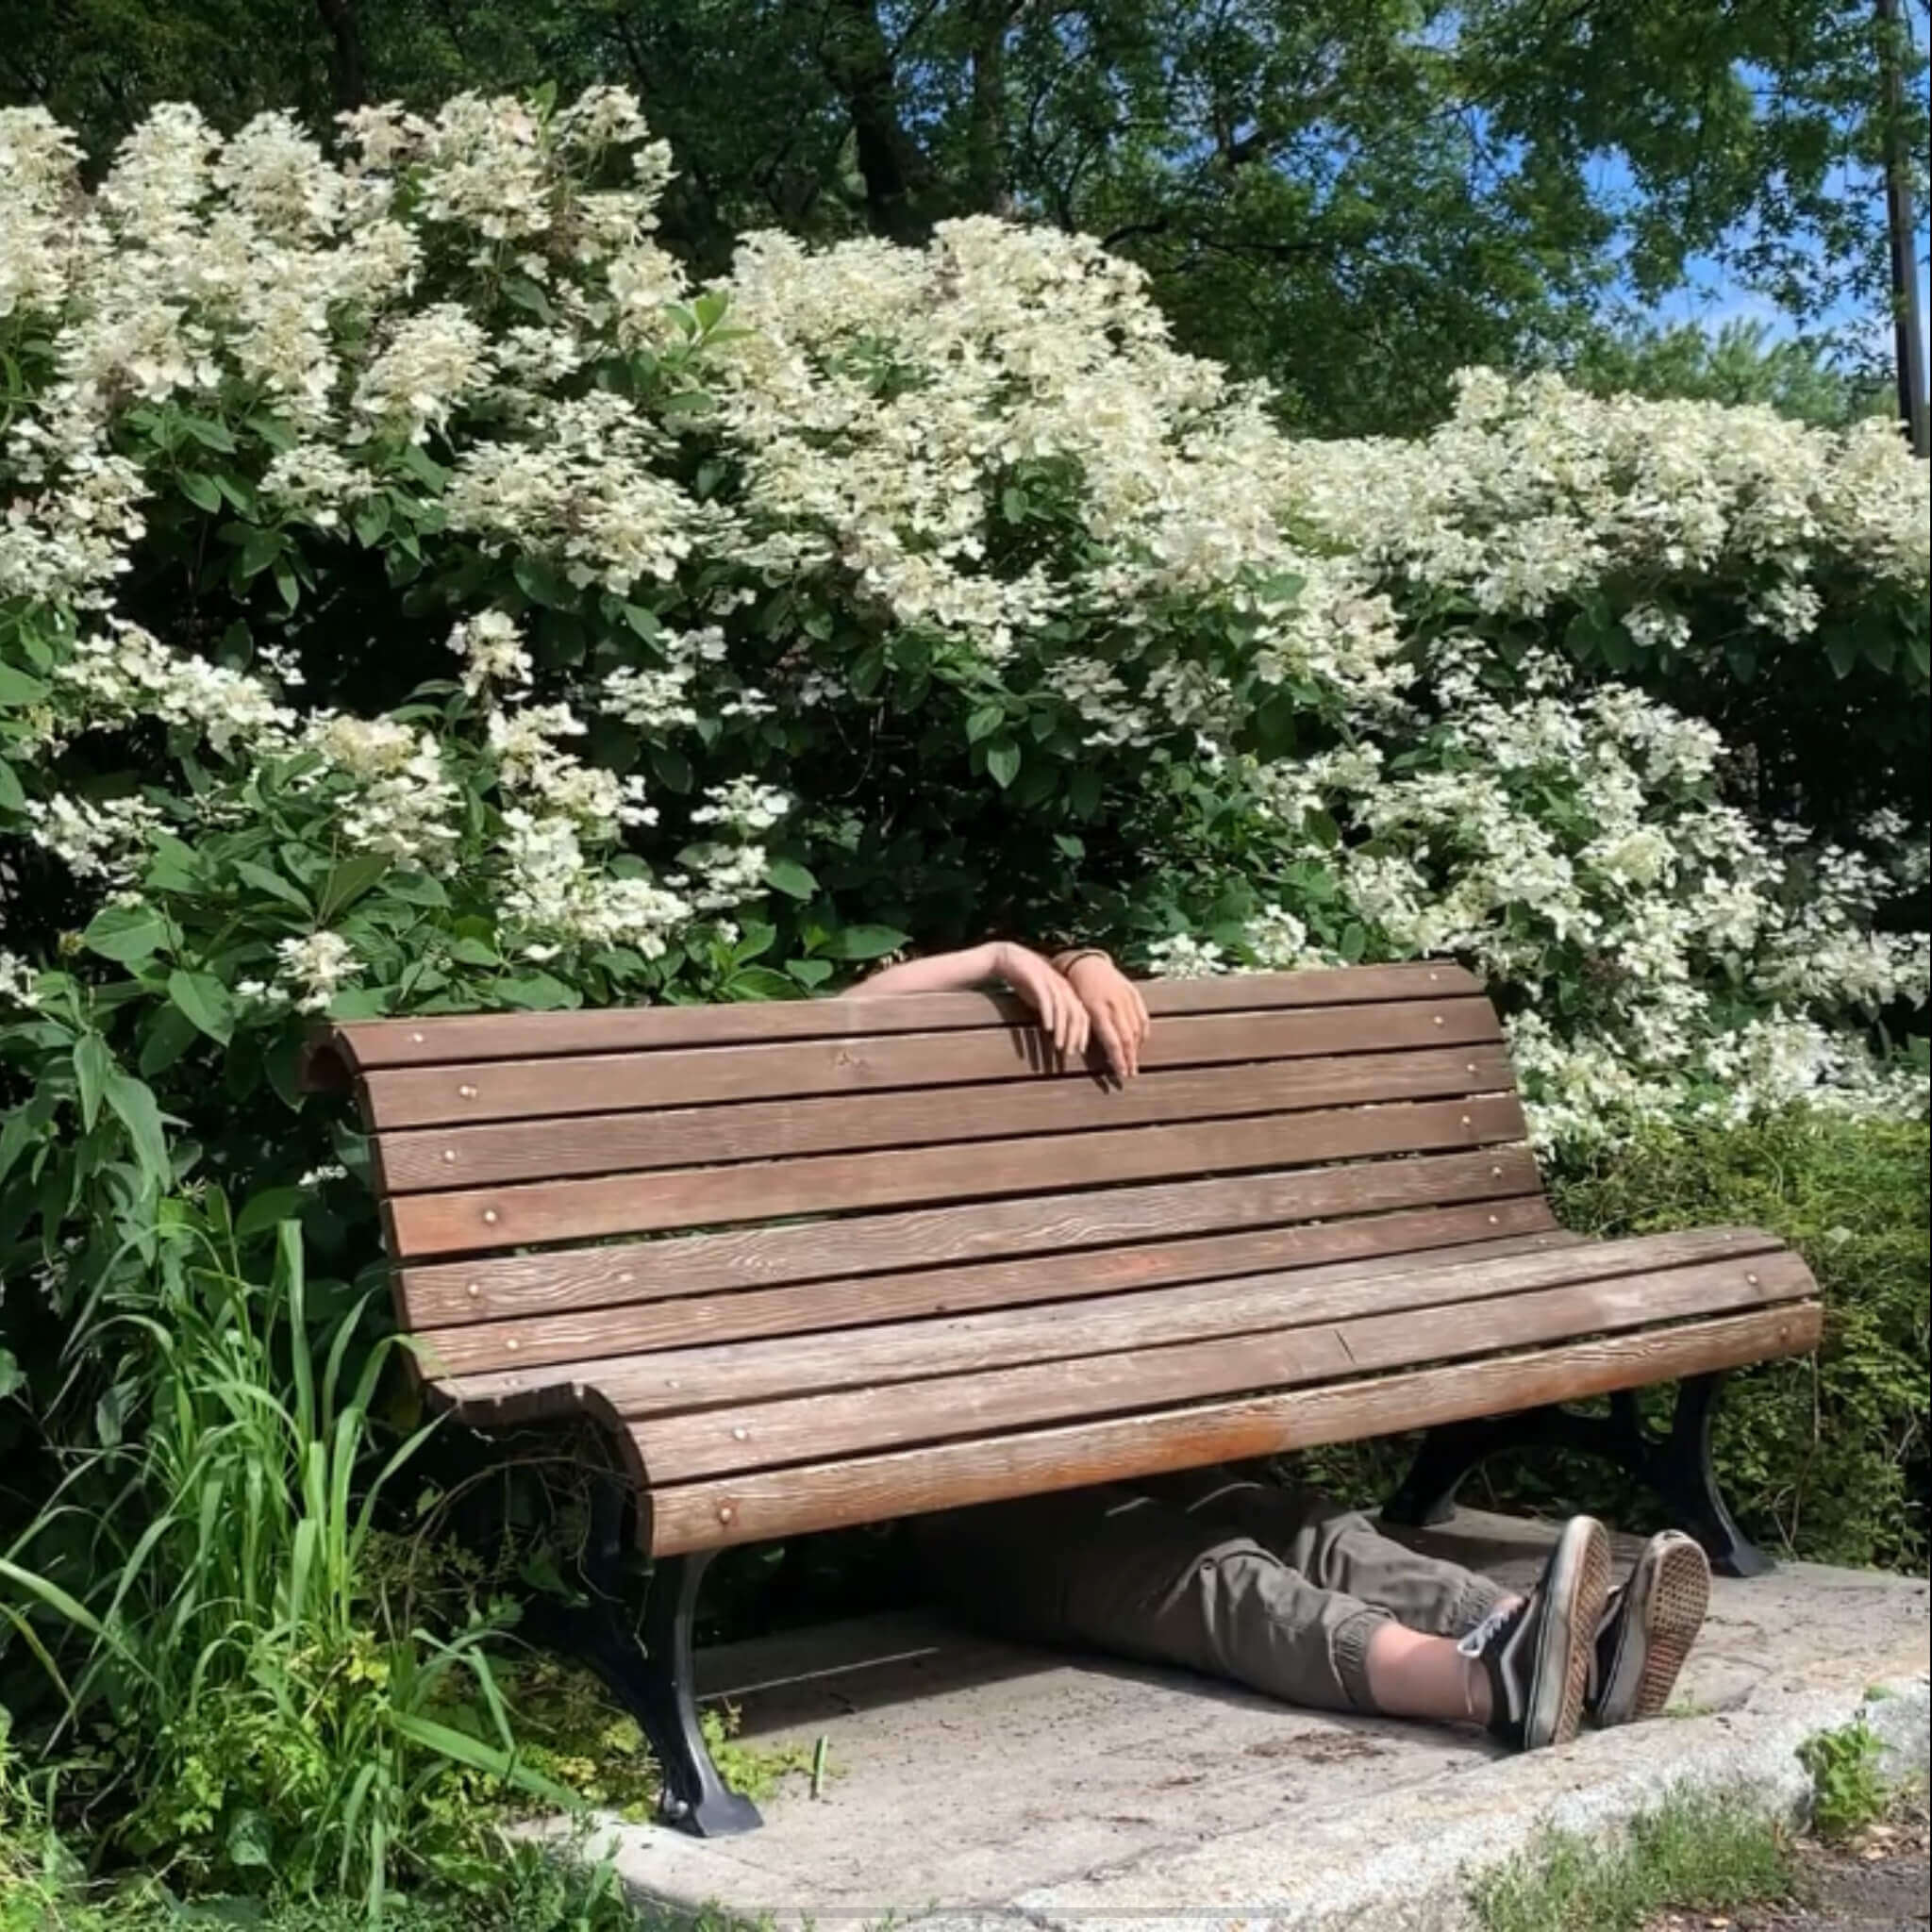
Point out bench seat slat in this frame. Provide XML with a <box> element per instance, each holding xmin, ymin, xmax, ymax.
<box><xmin>441</xmin><ymin>1225</ymin><xmax>1786</xmax><ymax>1420</ymax></box>
<box><xmin>630</xmin><ymin>1250</ymin><xmax>1818</xmax><ymax>1481</ymax></box>
<box><xmin>358</xmin><ymin>997</ymin><xmax>1503</xmax><ymax>1130</ymax></box>
<box><xmin>411</xmin><ymin>1202</ymin><xmax>1571</xmax><ymax>1380</ymax></box>
<box><xmin>385</xmin><ymin>1093</ymin><xmax>1529</xmax><ymax>1258</ymax></box>
<box><xmin>637</xmin><ymin>1305</ymin><xmax>1824</xmax><ymax>1555</ymax></box>
<box><xmin>396</xmin><ymin>1143</ymin><xmax>1547</xmax><ymax>1327</ymax></box>
<box><xmin>328</xmin><ymin>962</ymin><xmax>1483</xmax><ymax>1071</ymax></box>
<box><xmin>374</xmin><ymin>1044</ymin><xmax>1520</xmax><ymax>1193</ymax></box>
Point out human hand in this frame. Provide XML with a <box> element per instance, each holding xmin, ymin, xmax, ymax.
<box><xmin>991</xmin><ymin>941</ymin><xmax>1092</xmax><ymax>1063</ymax></box>
<box><xmin>1061</xmin><ymin>952</ymin><xmax>1150</xmax><ymax>1080</ymax></box>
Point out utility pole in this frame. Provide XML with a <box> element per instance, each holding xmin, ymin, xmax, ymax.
<box><xmin>1876</xmin><ymin>0</ymin><xmax>1929</xmax><ymax>456</ymax></box>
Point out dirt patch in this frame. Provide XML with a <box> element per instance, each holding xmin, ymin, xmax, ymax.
<box><xmin>1244</xmin><ymin>1729</ymin><xmax>1391</xmax><ymax>1765</ymax></box>
<box><xmin>1654</xmin><ymin>1813</ymin><xmax>1929</xmax><ymax>1932</ymax></box>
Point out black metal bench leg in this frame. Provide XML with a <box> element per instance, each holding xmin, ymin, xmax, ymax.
<box><xmin>636</xmin><ymin>1551</ymin><xmax>763</xmax><ymax>1835</ymax></box>
<box><xmin>547</xmin><ymin>1484</ymin><xmax>762</xmax><ymax>1837</ymax></box>
<box><xmin>1382</xmin><ymin>1374</ymin><xmax>1773</xmax><ymax>1578</ymax></box>
<box><xmin>1647</xmin><ymin>1374</ymin><xmax>1774</xmax><ymax>1579</ymax></box>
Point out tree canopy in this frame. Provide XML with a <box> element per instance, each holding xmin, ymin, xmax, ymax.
<box><xmin>3</xmin><ymin>0</ymin><xmax>1926</xmax><ymax>433</ymax></box>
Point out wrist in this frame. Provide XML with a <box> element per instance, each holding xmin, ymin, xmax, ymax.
<box><xmin>1053</xmin><ymin>947</ymin><xmax>1111</xmax><ymax>977</ymax></box>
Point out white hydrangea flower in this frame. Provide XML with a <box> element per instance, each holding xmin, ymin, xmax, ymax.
<box><xmin>446</xmin><ymin>609</ymin><xmax>534</xmax><ymax>700</ymax></box>
<box><xmin>275</xmin><ymin>930</ymin><xmax>362</xmax><ymax>1012</ymax></box>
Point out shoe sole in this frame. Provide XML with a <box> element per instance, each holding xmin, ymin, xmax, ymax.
<box><xmin>1529</xmin><ymin>1517</ymin><xmax>1613</xmax><ymax>1750</ymax></box>
<box><xmin>1620</xmin><ymin>1536</ymin><xmax>1712</xmax><ymax>1724</ymax></box>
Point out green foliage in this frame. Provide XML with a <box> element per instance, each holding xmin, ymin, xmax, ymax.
<box><xmin>1551</xmin><ymin>1114</ymin><xmax>1930</xmax><ymax>1570</ymax></box>
<box><xmin>4</xmin><ymin>1</ymin><xmax>1921</xmax><ymax>437</ymax></box>
<box><xmin>1288</xmin><ymin>1113</ymin><xmax>1931</xmax><ymax>1571</ymax></box>
<box><xmin>1800</xmin><ymin>1720</ymin><xmax>1891</xmax><ymax>1842</ymax></box>
<box><xmin>1572</xmin><ymin>319</ymin><xmax>1894</xmax><ymax>430</ymax></box>
<box><xmin>1</xmin><ymin>1201</ymin><xmax>570</xmax><ymax>1910</ymax></box>
<box><xmin>1470</xmin><ymin>1788</ymin><xmax>1794</xmax><ymax>1932</ymax></box>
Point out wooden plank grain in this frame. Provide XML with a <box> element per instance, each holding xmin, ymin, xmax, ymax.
<box><xmin>397</xmin><ymin>1143</ymin><xmax>1548</xmax><ymax>1328</ymax></box>
<box><xmin>375</xmin><ymin>1044</ymin><xmax>1523</xmax><ymax>1193</ymax></box>
<box><xmin>641</xmin><ymin>1302</ymin><xmax>1824</xmax><ymax>1554</ymax></box>
<box><xmin>632</xmin><ymin>1250</ymin><xmax>1816</xmax><ymax>1479</ymax></box>
<box><xmin>386</xmin><ymin>1094</ymin><xmax>1529</xmax><ymax>1257</ymax></box>
<box><xmin>415</xmin><ymin>1202</ymin><xmax>1572</xmax><ymax>1382</ymax></box>
<box><xmin>331</xmin><ymin>963</ymin><xmax>1485</xmax><ymax>1070</ymax></box>
<box><xmin>451</xmin><ymin>1226</ymin><xmax>1789</xmax><ymax>1418</ymax></box>
<box><xmin>358</xmin><ymin>998</ymin><xmax>1504</xmax><ymax>1130</ymax></box>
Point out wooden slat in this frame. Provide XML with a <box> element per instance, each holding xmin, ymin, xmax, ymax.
<box><xmin>641</xmin><ymin>1303</ymin><xmax>1824</xmax><ymax>1554</ymax></box>
<box><xmin>358</xmin><ymin>997</ymin><xmax>1503</xmax><ymax>1130</ymax></box>
<box><xmin>331</xmin><ymin>963</ymin><xmax>1484</xmax><ymax>1070</ymax></box>
<box><xmin>461</xmin><ymin>1226</ymin><xmax>1785</xmax><ymax>1421</ymax></box>
<box><xmin>634</xmin><ymin>1250</ymin><xmax>1816</xmax><ymax>1480</ymax></box>
<box><xmin>398</xmin><ymin>1142</ymin><xmax>1547</xmax><ymax>1328</ymax></box>
<box><xmin>418</xmin><ymin>1203</ymin><xmax>1572</xmax><ymax>1383</ymax></box>
<box><xmin>375</xmin><ymin>1044</ymin><xmax>1522</xmax><ymax>1193</ymax></box>
<box><xmin>386</xmin><ymin>1094</ymin><xmax>1528</xmax><ymax>1259</ymax></box>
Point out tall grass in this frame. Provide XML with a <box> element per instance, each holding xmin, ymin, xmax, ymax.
<box><xmin>2</xmin><ymin>1195</ymin><xmax>568</xmax><ymax>1916</ymax></box>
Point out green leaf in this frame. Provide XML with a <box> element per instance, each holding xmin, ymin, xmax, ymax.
<box><xmin>787</xmin><ymin>958</ymin><xmax>835</xmax><ymax>988</ymax></box>
<box><xmin>765</xmin><ymin>857</ymin><xmax>819</xmax><ymax>900</ymax></box>
<box><xmin>726</xmin><ymin>967</ymin><xmax>804</xmax><ymax>1002</ymax></box>
<box><xmin>225</xmin><ymin>1809</ymin><xmax>275</xmax><ymax>1871</ymax></box>
<box><xmin>0</xmin><ymin>663</ymin><xmax>50</xmax><ymax>707</ymax></box>
<box><xmin>0</xmin><ymin>1349</ymin><xmax>24</xmax><ymax>1402</ymax></box>
<box><xmin>178</xmin><ymin>471</ymin><xmax>224</xmax><ymax>513</ymax></box>
<box><xmin>391</xmin><ymin>1714</ymin><xmax>574</xmax><ymax>1805</ymax></box>
<box><xmin>383</xmin><ymin>871</ymin><xmax>449</xmax><ymax>908</ymax></box>
<box><xmin>491</xmin><ymin>973</ymin><xmax>579</xmax><ymax>1010</ymax></box>
<box><xmin>352</xmin><ymin>498</ymin><xmax>391</xmax><ymax>548</ymax></box>
<box><xmin>0</xmin><ymin>758</ymin><xmax>25</xmax><ymax>813</ymax></box>
<box><xmin>181</xmin><ymin>413</ymin><xmax>237</xmax><ymax>452</ymax></box>
<box><xmin>966</xmin><ymin>704</ymin><xmax>1006</xmax><ymax>743</ymax></box>
<box><xmin>826</xmin><ymin>924</ymin><xmax>908</xmax><ymax>961</ymax></box>
<box><xmin>167</xmin><ymin>969</ymin><xmax>236</xmax><ymax>1044</ymax></box>
<box><xmin>139</xmin><ymin>1004</ymin><xmax>201</xmax><ymax>1078</ymax></box>
<box><xmin>104</xmin><ymin>1072</ymin><xmax>172</xmax><ymax>1190</ymax></box>
<box><xmin>513</xmin><ymin>557</ymin><xmax>576</xmax><ymax>608</ymax></box>
<box><xmin>239</xmin><ymin>528</ymin><xmax>282</xmax><ymax>578</ymax></box>
<box><xmin>1824</xmin><ymin>632</ymin><xmax>1860</xmax><ymax>679</ymax></box>
<box><xmin>318</xmin><ymin>852</ymin><xmax>391</xmax><ymax>922</ymax></box>
<box><xmin>448</xmin><ymin>936</ymin><xmax>499</xmax><ymax>967</ymax></box>
<box><xmin>83</xmin><ymin>902</ymin><xmax>170</xmax><ymax>966</ymax></box>
<box><xmin>73</xmin><ymin>1032</ymin><xmax>113</xmax><ymax>1131</ymax></box>
<box><xmin>985</xmin><ymin>740</ymin><xmax>1022</xmax><ymax>789</ymax></box>
<box><xmin>234</xmin><ymin>858</ymin><xmax>311</xmax><ymax>910</ymax></box>
<box><xmin>237</xmin><ymin>1186</ymin><xmax>308</xmax><ymax>1239</ymax></box>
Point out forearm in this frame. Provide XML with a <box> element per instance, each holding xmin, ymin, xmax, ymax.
<box><xmin>840</xmin><ymin>941</ymin><xmax>1008</xmax><ymax>998</ymax></box>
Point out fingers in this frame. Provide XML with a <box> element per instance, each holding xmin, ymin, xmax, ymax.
<box><xmin>1093</xmin><ymin>1010</ymin><xmax>1127</xmax><ymax>1082</ymax></box>
<box><xmin>1062</xmin><ymin>983</ymin><xmax>1091</xmax><ymax>1063</ymax></box>
<box><xmin>1125</xmin><ymin>986</ymin><xmax>1149</xmax><ymax>1076</ymax></box>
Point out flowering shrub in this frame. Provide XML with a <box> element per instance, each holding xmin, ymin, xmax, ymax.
<box><xmin>1276</xmin><ymin>370</ymin><xmax>1932</xmax><ymax>838</ymax></box>
<box><xmin>0</xmin><ymin>85</ymin><xmax>1926</xmax><ymax>1386</ymax></box>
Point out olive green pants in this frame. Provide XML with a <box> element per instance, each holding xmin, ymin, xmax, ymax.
<box><xmin>914</xmin><ymin>1464</ymin><xmax>1507</xmax><ymax>1714</ymax></box>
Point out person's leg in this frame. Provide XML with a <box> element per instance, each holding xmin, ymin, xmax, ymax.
<box><xmin>917</xmin><ymin>1481</ymin><xmax>1494</xmax><ymax>1721</ymax></box>
<box><xmin>1141</xmin><ymin>1463</ymin><xmax>1507</xmax><ymax>1638</ymax></box>
<box><xmin>1135</xmin><ymin>1468</ymin><xmax>1618</xmax><ymax>1749</ymax></box>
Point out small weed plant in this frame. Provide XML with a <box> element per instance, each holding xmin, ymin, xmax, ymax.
<box><xmin>1800</xmin><ymin>1718</ymin><xmax>1890</xmax><ymax>1841</ymax></box>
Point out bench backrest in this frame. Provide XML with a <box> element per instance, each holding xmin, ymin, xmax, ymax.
<box><xmin>314</xmin><ymin>962</ymin><xmax>1548</xmax><ymax>1420</ymax></box>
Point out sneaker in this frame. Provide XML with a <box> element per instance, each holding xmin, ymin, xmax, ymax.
<box><xmin>1457</xmin><ymin>1515</ymin><xmax>1612</xmax><ymax>1751</ymax></box>
<box><xmin>1589</xmin><ymin>1530</ymin><xmax>1711</xmax><ymax>1727</ymax></box>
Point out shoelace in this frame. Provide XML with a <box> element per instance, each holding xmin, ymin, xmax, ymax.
<box><xmin>1457</xmin><ymin>1601</ymin><xmax>1518</xmax><ymax>1660</ymax></box>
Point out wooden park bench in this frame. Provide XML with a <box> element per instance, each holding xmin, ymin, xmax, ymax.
<box><xmin>306</xmin><ymin>961</ymin><xmax>1823</xmax><ymax>1835</ymax></box>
